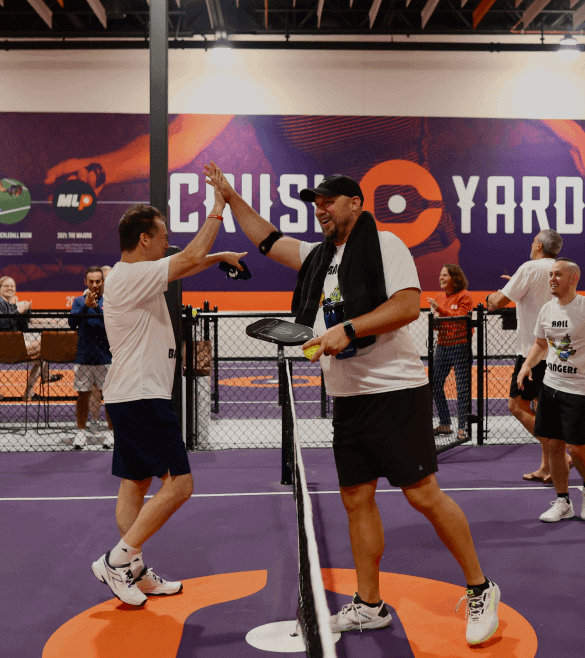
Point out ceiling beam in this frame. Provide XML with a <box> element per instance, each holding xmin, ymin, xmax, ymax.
<box><xmin>86</xmin><ymin>0</ymin><xmax>107</xmax><ymax>29</ymax></box>
<box><xmin>574</xmin><ymin>3</ymin><xmax>585</xmax><ymax>29</ymax></box>
<box><xmin>522</xmin><ymin>0</ymin><xmax>553</xmax><ymax>29</ymax></box>
<box><xmin>1</xmin><ymin>40</ymin><xmax>581</xmax><ymax>51</ymax></box>
<box><xmin>369</xmin><ymin>0</ymin><xmax>382</xmax><ymax>28</ymax></box>
<box><xmin>317</xmin><ymin>0</ymin><xmax>325</xmax><ymax>27</ymax></box>
<box><xmin>421</xmin><ymin>0</ymin><xmax>440</xmax><ymax>28</ymax></box>
<box><xmin>472</xmin><ymin>0</ymin><xmax>497</xmax><ymax>29</ymax></box>
<box><xmin>26</xmin><ymin>0</ymin><xmax>52</xmax><ymax>28</ymax></box>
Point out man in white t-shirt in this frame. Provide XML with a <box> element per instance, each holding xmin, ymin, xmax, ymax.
<box><xmin>486</xmin><ymin>230</ymin><xmax>564</xmax><ymax>482</ymax></box>
<box><xmin>91</xmin><ymin>197</ymin><xmax>247</xmax><ymax>606</ymax></box>
<box><xmin>204</xmin><ymin>161</ymin><xmax>500</xmax><ymax>647</ymax></box>
<box><xmin>517</xmin><ymin>258</ymin><xmax>585</xmax><ymax>523</ymax></box>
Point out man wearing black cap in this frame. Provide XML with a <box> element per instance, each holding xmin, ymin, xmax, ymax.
<box><xmin>204</xmin><ymin>161</ymin><xmax>500</xmax><ymax>647</ymax></box>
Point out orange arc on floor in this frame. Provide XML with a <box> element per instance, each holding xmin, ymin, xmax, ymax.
<box><xmin>323</xmin><ymin>568</ymin><xmax>538</xmax><ymax>658</ymax></box>
<box><xmin>42</xmin><ymin>570</ymin><xmax>268</xmax><ymax>658</ymax></box>
<box><xmin>42</xmin><ymin>568</ymin><xmax>537</xmax><ymax>658</ymax></box>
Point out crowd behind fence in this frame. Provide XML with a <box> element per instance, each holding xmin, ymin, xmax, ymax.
<box><xmin>0</xmin><ymin>305</ymin><xmax>532</xmax><ymax>452</ymax></box>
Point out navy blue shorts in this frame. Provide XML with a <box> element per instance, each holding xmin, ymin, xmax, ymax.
<box><xmin>332</xmin><ymin>383</ymin><xmax>439</xmax><ymax>488</ymax></box>
<box><xmin>106</xmin><ymin>399</ymin><xmax>191</xmax><ymax>481</ymax></box>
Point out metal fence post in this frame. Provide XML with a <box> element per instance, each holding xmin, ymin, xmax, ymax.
<box><xmin>184</xmin><ymin>305</ymin><xmax>195</xmax><ymax>451</ymax></box>
<box><xmin>476</xmin><ymin>304</ymin><xmax>485</xmax><ymax>445</ymax></box>
<box><xmin>212</xmin><ymin>305</ymin><xmax>219</xmax><ymax>414</ymax></box>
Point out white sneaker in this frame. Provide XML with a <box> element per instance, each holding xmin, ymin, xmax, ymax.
<box><xmin>73</xmin><ymin>429</ymin><xmax>89</xmax><ymax>450</ymax></box>
<box><xmin>330</xmin><ymin>593</ymin><xmax>392</xmax><ymax>633</ymax></box>
<box><xmin>456</xmin><ymin>580</ymin><xmax>500</xmax><ymax>645</ymax></box>
<box><xmin>102</xmin><ymin>430</ymin><xmax>114</xmax><ymax>450</ymax></box>
<box><xmin>134</xmin><ymin>566</ymin><xmax>183</xmax><ymax>596</ymax></box>
<box><xmin>580</xmin><ymin>488</ymin><xmax>585</xmax><ymax>521</ymax></box>
<box><xmin>91</xmin><ymin>552</ymin><xmax>147</xmax><ymax>606</ymax></box>
<box><xmin>539</xmin><ymin>497</ymin><xmax>575</xmax><ymax>523</ymax></box>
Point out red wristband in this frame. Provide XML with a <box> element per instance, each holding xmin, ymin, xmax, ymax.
<box><xmin>208</xmin><ymin>214</ymin><xmax>223</xmax><ymax>222</ymax></box>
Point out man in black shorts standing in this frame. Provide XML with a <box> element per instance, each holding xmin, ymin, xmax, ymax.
<box><xmin>486</xmin><ymin>230</ymin><xmax>564</xmax><ymax>483</ymax></box>
<box><xmin>91</xmin><ymin>196</ymin><xmax>246</xmax><ymax>606</ymax></box>
<box><xmin>204</xmin><ymin>161</ymin><xmax>500</xmax><ymax>646</ymax></box>
<box><xmin>517</xmin><ymin>258</ymin><xmax>585</xmax><ymax>522</ymax></box>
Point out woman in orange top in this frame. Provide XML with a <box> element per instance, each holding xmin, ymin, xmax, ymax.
<box><xmin>427</xmin><ymin>264</ymin><xmax>473</xmax><ymax>440</ymax></box>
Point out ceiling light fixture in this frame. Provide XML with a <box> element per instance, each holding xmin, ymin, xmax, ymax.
<box><xmin>210</xmin><ymin>31</ymin><xmax>235</xmax><ymax>68</ymax></box>
<box><xmin>556</xmin><ymin>33</ymin><xmax>580</xmax><ymax>61</ymax></box>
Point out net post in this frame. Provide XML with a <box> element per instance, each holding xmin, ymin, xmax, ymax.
<box><xmin>185</xmin><ymin>305</ymin><xmax>195</xmax><ymax>451</ymax></box>
<box><xmin>476</xmin><ymin>304</ymin><xmax>485</xmax><ymax>445</ymax></box>
<box><xmin>280</xmin><ymin>353</ymin><xmax>293</xmax><ymax>486</ymax></box>
<box><xmin>320</xmin><ymin>369</ymin><xmax>327</xmax><ymax>418</ymax></box>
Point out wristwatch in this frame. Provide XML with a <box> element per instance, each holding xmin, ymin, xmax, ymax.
<box><xmin>343</xmin><ymin>321</ymin><xmax>357</xmax><ymax>341</ymax></box>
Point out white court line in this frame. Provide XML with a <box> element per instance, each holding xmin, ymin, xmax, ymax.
<box><xmin>0</xmin><ymin>485</ymin><xmax>583</xmax><ymax>502</ymax></box>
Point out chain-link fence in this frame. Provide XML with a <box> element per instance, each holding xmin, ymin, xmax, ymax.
<box><xmin>0</xmin><ymin>304</ymin><xmax>536</xmax><ymax>452</ymax></box>
<box><xmin>0</xmin><ymin>312</ymin><xmax>112</xmax><ymax>451</ymax></box>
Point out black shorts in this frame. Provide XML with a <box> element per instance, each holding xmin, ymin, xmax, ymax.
<box><xmin>106</xmin><ymin>399</ymin><xmax>191</xmax><ymax>481</ymax></box>
<box><xmin>332</xmin><ymin>383</ymin><xmax>439</xmax><ymax>488</ymax></box>
<box><xmin>534</xmin><ymin>384</ymin><xmax>585</xmax><ymax>445</ymax></box>
<box><xmin>510</xmin><ymin>355</ymin><xmax>546</xmax><ymax>401</ymax></box>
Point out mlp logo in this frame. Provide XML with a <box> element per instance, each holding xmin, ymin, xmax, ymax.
<box><xmin>52</xmin><ymin>179</ymin><xmax>97</xmax><ymax>223</ymax></box>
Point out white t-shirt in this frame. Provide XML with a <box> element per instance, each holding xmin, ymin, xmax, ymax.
<box><xmin>501</xmin><ymin>258</ymin><xmax>555</xmax><ymax>357</ymax></box>
<box><xmin>102</xmin><ymin>258</ymin><xmax>176</xmax><ymax>403</ymax></box>
<box><xmin>299</xmin><ymin>232</ymin><xmax>428</xmax><ymax>397</ymax></box>
<box><xmin>534</xmin><ymin>294</ymin><xmax>585</xmax><ymax>396</ymax></box>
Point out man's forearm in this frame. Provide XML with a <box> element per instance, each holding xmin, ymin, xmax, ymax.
<box><xmin>227</xmin><ymin>192</ymin><xmax>275</xmax><ymax>246</ymax></box>
<box><xmin>351</xmin><ymin>291</ymin><xmax>420</xmax><ymax>338</ymax></box>
<box><xmin>182</xmin><ymin>252</ymin><xmax>230</xmax><ymax>278</ymax></box>
<box><xmin>524</xmin><ymin>341</ymin><xmax>548</xmax><ymax>370</ymax></box>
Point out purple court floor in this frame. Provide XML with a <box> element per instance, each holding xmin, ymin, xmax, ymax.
<box><xmin>1</xmin><ymin>444</ymin><xmax>584</xmax><ymax>658</ymax></box>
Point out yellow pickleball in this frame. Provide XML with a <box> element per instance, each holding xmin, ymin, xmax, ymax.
<box><xmin>303</xmin><ymin>345</ymin><xmax>320</xmax><ymax>360</ymax></box>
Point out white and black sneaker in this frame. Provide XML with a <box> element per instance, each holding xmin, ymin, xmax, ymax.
<box><xmin>102</xmin><ymin>430</ymin><xmax>114</xmax><ymax>450</ymax></box>
<box><xmin>134</xmin><ymin>566</ymin><xmax>183</xmax><ymax>596</ymax></box>
<box><xmin>456</xmin><ymin>580</ymin><xmax>500</xmax><ymax>645</ymax></box>
<box><xmin>91</xmin><ymin>552</ymin><xmax>147</xmax><ymax>606</ymax></box>
<box><xmin>539</xmin><ymin>497</ymin><xmax>574</xmax><ymax>523</ymax></box>
<box><xmin>73</xmin><ymin>429</ymin><xmax>90</xmax><ymax>450</ymax></box>
<box><xmin>330</xmin><ymin>593</ymin><xmax>391</xmax><ymax>633</ymax></box>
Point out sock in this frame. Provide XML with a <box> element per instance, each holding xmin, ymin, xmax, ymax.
<box><xmin>354</xmin><ymin>593</ymin><xmax>382</xmax><ymax>607</ymax></box>
<box><xmin>130</xmin><ymin>552</ymin><xmax>144</xmax><ymax>576</ymax></box>
<box><xmin>557</xmin><ymin>493</ymin><xmax>570</xmax><ymax>502</ymax></box>
<box><xmin>109</xmin><ymin>538</ymin><xmax>141</xmax><ymax>567</ymax></box>
<box><xmin>467</xmin><ymin>578</ymin><xmax>490</xmax><ymax>593</ymax></box>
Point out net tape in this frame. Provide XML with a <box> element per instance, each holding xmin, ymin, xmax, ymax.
<box><xmin>286</xmin><ymin>364</ymin><xmax>337</xmax><ymax>658</ymax></box>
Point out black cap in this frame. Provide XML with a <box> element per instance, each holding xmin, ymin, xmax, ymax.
<box><xmin>300</xmin><ymin>175</ymin><xmax>364</xmax><ymax>204</ymax></box>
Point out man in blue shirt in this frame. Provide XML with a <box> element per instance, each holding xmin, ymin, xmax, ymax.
<box><xmin>68</xmin><ymin>266</ymin><xmax>113</xmax><ymax>449</ymax></box>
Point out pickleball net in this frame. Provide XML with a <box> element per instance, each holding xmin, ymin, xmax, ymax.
<box><xmin>283</xmin><ymin>359</ymin><xmax>337</xmax><ymax>658</ymax></box>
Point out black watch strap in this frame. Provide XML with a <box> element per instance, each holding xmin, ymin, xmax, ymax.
<box><xmin>259</xmin><ymin>230</ymin><xmax>284</xmax><ymax>255</ymax></box>
<box><xmin>343</xmin><ymin>321</ymin><xmax>357</xmax><ymax>341</ymax></box>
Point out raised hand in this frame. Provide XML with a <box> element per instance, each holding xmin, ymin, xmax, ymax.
<box><xmin>204</xmin><ymin>161</ymin><xmax>236</xmax><ymax>203</ymax></box>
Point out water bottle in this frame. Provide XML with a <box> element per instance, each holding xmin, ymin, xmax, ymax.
<box><xmin>322</xmin><ymin>298</ymin><xmax>358</xmax><ymax>360</ymax></box>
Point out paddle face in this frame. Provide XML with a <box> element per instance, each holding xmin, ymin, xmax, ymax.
<box><xmin>218</xmin><ymin>260</ymin><xmax>252</xmax><ymax>281</ymax></box>
<box><xmin>246</xmin><ymin>319</ymin><xmax>314</xmax><ymax>346</ymax></box>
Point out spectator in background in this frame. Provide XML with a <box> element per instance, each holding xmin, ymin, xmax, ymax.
<box><xmin>427</xmin><ymin>265</ymin><xmax>473</xmax><ymax>440</ymax></box>
<box><xmin>86</xmin><ymin>265</ymin><xmax>113</xmax><ymax>433</ymax></box>
<box><xmin>68</xmin><ymin>266</ymin><xmax>113</xmax><ymax>450</ymax></box>
<box><xmin>486</xmin><ymin>230</ymin><xmax>570</xmax><ymax>484</ymax></box>
<box><xmin>0</xmin><ymin>276</ymin><xmax>61</xmax><ymax>401</ymax></box>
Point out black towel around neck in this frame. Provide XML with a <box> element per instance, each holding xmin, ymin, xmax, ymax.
<box><xmin>292</xmin><ymin>211</ymin><xmax>387</xmax><ymax>349</ymax></box>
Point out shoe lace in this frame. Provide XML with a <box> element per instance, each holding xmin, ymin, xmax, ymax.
<box><xmin>455</xmin><ymin>591</ymin><xmax>484</xmax><ymax>623</ymax></box>
<box><xmin>340</xmin><ymin>602</ymin><xmax>364</xmax><ymax>632</ymax></box>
